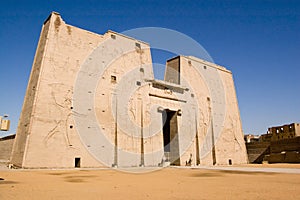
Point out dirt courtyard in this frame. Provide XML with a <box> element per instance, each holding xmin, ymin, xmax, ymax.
<box><xmin>1</xmin><ymin>166</ymin><xmax>300</xmax><ymax>200</ymax></box>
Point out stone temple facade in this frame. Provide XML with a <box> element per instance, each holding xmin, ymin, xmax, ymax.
<box><xmin>10</xmin><ymin>12</ymin><xmax>248</xmax><ymax>168</ymax></box>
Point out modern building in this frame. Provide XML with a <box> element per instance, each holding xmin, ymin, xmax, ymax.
<box><xmin>10</xmin><ymin>12</ymin><xmax>248</xmax><ymax>168</ymax></box>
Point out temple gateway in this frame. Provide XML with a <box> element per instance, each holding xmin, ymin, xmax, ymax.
<box><xmin>11</xmin><ymin>12</ymin><xmax>248</xmax><ymax>168</ymax></box>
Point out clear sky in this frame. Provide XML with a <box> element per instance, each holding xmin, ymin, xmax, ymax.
<box><xmin>0</xmin><ymin>0</ymin><xmax>299</xmax><ymax>136</ymax></box>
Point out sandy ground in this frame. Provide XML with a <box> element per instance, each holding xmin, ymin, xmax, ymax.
<box><xmin>1</xmin><ymin>165</ymin><xmax>300</xmax><ymax>200</ymax></box>
<box><xmin>239</xmin><ymin>163</ymin><xmax>300</xmax><ymax>168</ymax></box>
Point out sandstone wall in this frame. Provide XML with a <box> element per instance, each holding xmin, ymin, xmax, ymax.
<box><xmin>0</xmin><ymin>135</ymin><xmax>15</xmax><ymax>161</ymax></box>
<box><xmin>11</xmin><ymin>12</ymin><xmax>248</xmax><ymax>168</ymax></box>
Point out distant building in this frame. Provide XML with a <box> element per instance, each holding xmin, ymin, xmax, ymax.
<box><xmin>0</xmin><ymin>134</ymin><xmax>15</xmax><ymax>162</ymax></box>
<box><xmin>0</xmin><ymin>116</ymin><xmax>10</xmax><ymax>131</ymax></box>
<box><xmin>246</xmin><ymin>123</ymin><xmax>300</xmax><ymax>163</ymax></box>
<box><xmin>244</xmin><ymin>134</ymin><xmax>260</xmax><ymax>143</ymax></box>
<box><xmin>259</xmin><ymin>132</ymin><xmax>272</xmax><ymax>142</ymax></box>
<box><xmin>268</xmin><ymin>123</ymin><xmax>300</xmax><ymax>141</ymax></box>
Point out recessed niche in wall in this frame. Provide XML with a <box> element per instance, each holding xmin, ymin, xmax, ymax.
<box><xmin>135</xmin><ymin>42</ymin><xmax>141</xmax><ymax>49</ymax></box>
<box><xmin>111</xmin><ymin>75</ymin><xmax>117</xmax><ymax>83</ymax></box>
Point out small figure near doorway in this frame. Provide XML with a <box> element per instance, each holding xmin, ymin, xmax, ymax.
<box><xmin>185</xmin><ymin>153</ymin><xmax>193</xmax><ymax>166</ymax></box>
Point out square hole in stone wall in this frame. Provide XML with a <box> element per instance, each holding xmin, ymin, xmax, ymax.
<box><xmin>75</xmin><ymin>157</ymin><xmax>81</xmax><ymax>168</ymax></box>
<box><xmin>111</xmin><ymin>75</ymin><xmax>117</xmax><ymax>83</ymax></box>
<box><xmin>135</xmin><ymin>42</ymin><xmax>141</xmax><ymax>49</ymax></box>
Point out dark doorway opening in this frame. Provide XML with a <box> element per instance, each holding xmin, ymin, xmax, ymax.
<box><xmin>162</xmin><ymin>109</ymin><xmax>180</xmax><ymax>166</ymax></box>
<box><xmin>75</xmin><ymin>157</ymin><xmax>81</xmax><ymax>168</ymax></box>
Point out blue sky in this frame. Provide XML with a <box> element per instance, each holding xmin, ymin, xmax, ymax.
<box><xmin>0</xmin><ymin>0</ymin><xmax>299</xmax><ymax>136</ymax></box>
